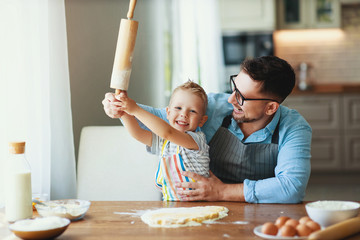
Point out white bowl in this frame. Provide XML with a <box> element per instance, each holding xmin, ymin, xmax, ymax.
<box><xmin>305</xmin><ymin>200</ymin><xmax>360</xmax><ymax>227</ymax></box>
<box><xmin>35</xmin><ymin>199</ymin><xmax>91</xmax><ymax>221</ymax></box>
<box><xmin>9</xmin><ymin>216</ymin><xmax>70</xmax><ymax>240</ymax></box>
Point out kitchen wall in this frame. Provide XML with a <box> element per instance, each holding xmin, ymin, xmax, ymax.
<box><xmin>274</xmin><ymin>3</ymin><xmax>360</xmax><ymax>84</ymax></box>
<box><xmin>66</xmin><ymin>1</ymin><xmax>360</xmax><ymax>159</ymax></box>
<box><xmin>65</xmin><ymin>0</ymin><xmax>166</xmax><ymax>158</ymax></box>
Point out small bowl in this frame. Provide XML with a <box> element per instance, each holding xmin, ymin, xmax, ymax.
<box><xmin>35</xmin><ymin>199</ymin><xmax>91</xmax><ymax>221</ymax></box>
<box><xmin>9</xmin><ymin>216</ymin><xmax>70</xmax><ymax>240</ymax></box>
<box><xmin>305</xmin><ymin>200</ymin><xmax>360</xmax><ymax>227</ymax></box>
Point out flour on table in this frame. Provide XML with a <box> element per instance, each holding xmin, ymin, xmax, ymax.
<box><xmin>141</xmin><ymin>206</ymin><xmax>229</xmax><ymax>228</ymax></box>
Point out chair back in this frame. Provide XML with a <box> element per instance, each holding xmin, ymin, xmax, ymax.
<box><xmin>77</xmin><ymin>126</ymin><xmax>161</xmax><ymax>200</ymax></box>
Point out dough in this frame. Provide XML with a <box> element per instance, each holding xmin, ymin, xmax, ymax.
<box><xmin>141</xmin><ymin>206</ymin><xmax>229</xmax><ymax>228</ymax></box>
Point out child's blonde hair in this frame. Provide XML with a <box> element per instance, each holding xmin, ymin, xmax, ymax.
<box><xmin>170</xmin><ymin>80</ymin><xmax>208</xmax><ymax>114</ymax></box>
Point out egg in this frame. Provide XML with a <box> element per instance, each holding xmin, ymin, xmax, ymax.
<box><xmin>296</xmin><ymin>223</ymin><xmax>313</xmax><ymax>236</ymax></box>
<box><xmin>299</xmin><ymin>216</ymin><xmax>312</xmax><ymax>225</ymax></box>
<box><xmin>306</xmin><ymin>220</ymin><xmax>321</xmax><ymax>232</ymax></box>
<box><xmin>261</xmin><ymin>222</ymin><xmax>278</xmax><ymax>236</ymax></box>
<box><xmin>275</xmin><ymin>216</ymin><xmax>290</xmax><ymax>228</ymax></box>
<box><xmin>285</xmin><ymin>218</ymin><xmax>299</xmax><ymax>228</ymax></box>
<box><xmin>279</xmin><ymin>225</ymin><xmax>297</xmax><ymax>237</ymax></box>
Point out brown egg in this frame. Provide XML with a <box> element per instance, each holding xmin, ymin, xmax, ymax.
<box><xmin>285</xmin><ymin>218</ymin><xmax>300</xmax><ymax>228</ymax></box>
<box><xmin>275</xmin><ymin>216</ymin><xmax>290</xmax><ymax>228</ymax></box>
<box><xmin>261</xmin><ymin>222</ymin><xmax>278</xmax><ymax>236</ymax></box>
<box><xmin>306</xmin><ymin>220</ymin><xmax>321</xmax><ymax>232</ymax></box>
<box><xmin>299</xmin><ymin>216</ymin><xmax>312</xmax><ymax>225</ymax></box>
<box><xmin>296</xmin><ymin>224</ymin><xmax>313</xmax><ymax>236</ymax></box>
<box><xmin>280</xmin><ymin>225</ymin><xmax>297</xmax><ymax>237</ymax></box>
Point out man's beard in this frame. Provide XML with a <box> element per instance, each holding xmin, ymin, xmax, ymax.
<box><xmin>232</xmin><ymin>112</ymin><xmax>258</xmax><ymax>123</ymax></box>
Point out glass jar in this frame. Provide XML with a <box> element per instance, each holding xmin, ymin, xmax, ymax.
<box><xmin>5</xmin><ymin>141</ymin><xmax>33</xmax><ymax>222</ymax></box>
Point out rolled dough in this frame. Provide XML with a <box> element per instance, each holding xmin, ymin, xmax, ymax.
<box><xmin>141</xmin><ymin>206</ymin><xmax>229</xmax><ymax>228</ymax></box>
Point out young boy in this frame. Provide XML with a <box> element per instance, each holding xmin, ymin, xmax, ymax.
<box><xmin>116</xmin><ymin>81</ymin><xmax>209</xmax><ymax>201</ymax></box>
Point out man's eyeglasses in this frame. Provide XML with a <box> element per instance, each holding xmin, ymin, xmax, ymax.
<box><xmin>230</xmin><ymin>75</ymin><xmax>280</xmax><ymax>106</ymax></box>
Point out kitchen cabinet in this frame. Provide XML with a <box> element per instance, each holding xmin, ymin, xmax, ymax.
<box><xmin>283</xmin><ymin>94</ymin><xmax>360</xmax><ymax>171</ymax></box>
<box><xmin>276</xmin><ymin>0</ymin><xmax>341</xmax><ymax>29</ymax></box>
<box><xmin>218</xmin><ymin>0</ymin><xmax>276</xmax><ymax>32</ymax></box>
<box><xmin>343</xmin><ymin>95</ymin><xmax>360</xmax><ymax>168</ymax></box>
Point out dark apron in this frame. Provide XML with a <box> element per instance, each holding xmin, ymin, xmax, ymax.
<box><xmin>209</xmin><ymin>115</ymin><xmax>279</xmax><ymax>183</ymax></box>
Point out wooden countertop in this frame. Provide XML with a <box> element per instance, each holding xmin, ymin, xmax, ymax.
<box><xmin>291</xmin><ymin>83</ymin><xmax>360</xmax><ymax>95</ymax></box>
<box><xmin>1</xmin><ymin>201</ymin><xmax>360</xmax><ymax>240</ymax></box>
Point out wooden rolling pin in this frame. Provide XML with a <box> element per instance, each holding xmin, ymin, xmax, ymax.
<box><xmin>308</xmin><ymin>217</ymin><xmax>360</xmax><ymax>240</ymax></box>
<box><xmin>110</xmin><ymin>0</ymin><xmax>138</xmax><ymax>95</ymax></box>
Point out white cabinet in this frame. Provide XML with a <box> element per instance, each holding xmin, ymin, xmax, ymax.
<box><xmin>283</xmin><ymin>94</ymin><xmax>360</xmax><ymax>171</ymax></box>
<box><xmin>218</xmin><ymin>0</ymin><xmax>276</xmax><ymax>31</ymax></box>
<box><xmin>276</xmin><ymin>0</ymin><xmax>341</xmax><ymax>29</ymax></box>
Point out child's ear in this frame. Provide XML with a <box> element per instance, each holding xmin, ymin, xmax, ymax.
<box><xmin>198</xmin><ymin>115</ymin><xmax>208</xmax><ymax>127</ymax></box>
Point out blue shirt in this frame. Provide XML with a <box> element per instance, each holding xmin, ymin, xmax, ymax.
<box><xmin>138</xmin><ymin>93</ymin><xmax>312</xmax><ymax>203</ymax></box>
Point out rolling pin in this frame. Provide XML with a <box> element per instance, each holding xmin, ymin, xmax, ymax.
<box><xmin>110</xmin><ymin>0</ymin><xmax>138</xmax><ymax>95</ymax></box>
<box><xmin>308</xmin><ymin>217</ymin><xmax>360</xmax><ymax>240</ymax></box>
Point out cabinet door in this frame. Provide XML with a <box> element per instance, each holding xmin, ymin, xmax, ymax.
<box><xmin>283</xmin><ymin>95</ymin><xmax>341</xmax><ymax>130</ymax></box>
<box><xmin>276</xmin><ymin>0</ymin><xmax>340</xmax><ymax>29</ymax></box>
<box><xmin>343</xmin><ymin>95</ymin><xmax>360</xmax><ymax>169</ymax></box>
<box><xmin>311</xmin><ymin>133</ymin><xmax>342</xmax><ymax>170</ymax></box>
<box><xmin>277</xmin><ymin>0</ymin><xmax>308</xmax><ymax>29</ymax></box>
<box><xmin>309</xmin><ymin>0</ymin><xmax>341</xmax><ymax>28</ymax></box>
<box><xmin>344</xmin><ymin>135</ymin><xmax>360</xmax><ymax>169</ymax></box>
<box><xmin>343</xmin><ymin>94</ymin><xmax>360</xmax><ymax>131</ymax></box>
<box><xmin>219</xmin><ymin>0</ymin><xmax>275</xmax><ymax>31</ymax></box>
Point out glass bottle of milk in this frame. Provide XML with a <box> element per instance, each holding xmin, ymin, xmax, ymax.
<box><xmin>5</xmin><ymin>141</ymin><xmax>33</xmax><ymax>222</ymax></box>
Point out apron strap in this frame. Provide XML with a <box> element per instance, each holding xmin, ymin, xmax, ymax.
<box><xmin>161</xmin><ymin>140</ymin><xmax>169</xmax><ymax>156</ymax></box>
<box><xmin>221</xmin><ymin>115</ymin><xmax>233</xmax><ymax>128</ymax></box>
<box><xmin>271</xmin><ymin>122</ymin><xmax>280</xmax><ymax>144</ymax></box>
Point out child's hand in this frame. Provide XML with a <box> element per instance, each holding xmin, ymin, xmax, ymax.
<box><xmin>116</xmin><ymin>92</ymin><xmax>138</xmax><ymax>115</ymax></box>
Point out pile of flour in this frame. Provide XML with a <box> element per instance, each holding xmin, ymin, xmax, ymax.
<box><xmin>9</xmin><ymin>216</ymin><xmax>69</xmax><ymax>231</ymax></box>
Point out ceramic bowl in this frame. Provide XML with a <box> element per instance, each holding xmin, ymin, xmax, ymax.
<box><xmin>9</xmin><ymin>216</ymin><xmax>70</xmax><ymax>240</ymax></box>
<box><xmin>35</xmin><ymin>199</ymin><xmax>91</xmax><ymax>221</ymax></box>
<box><xmin>305</xmin><ymin>200</ymin><xmax>360</xmax><ymax>227</ymax></box>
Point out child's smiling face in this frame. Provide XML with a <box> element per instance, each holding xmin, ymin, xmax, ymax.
<box><xmin>166</xmin><ymin>89</ymin><xmax>207</xmax><ymax>132</ymax></box>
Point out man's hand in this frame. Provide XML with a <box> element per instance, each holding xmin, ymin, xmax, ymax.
<box><xmin>102</xmin><ymin>92</ymin><xmax>125</xmax><ymax>118</ymax></box>
<box><xmin>176</xmin><ymin>171</ymin><xmax>245</xmax><ymax>202</ymax></box>
<box><xmin>176</xmin><ymin>171</ymin><xmax>225</xmax><ymax>201</ymax></box>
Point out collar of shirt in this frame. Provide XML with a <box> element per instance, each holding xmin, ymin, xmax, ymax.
<box><xmin>229</xmin><ymin>108</ymin><xmax>281</xmax><ymax>143</ymax></box>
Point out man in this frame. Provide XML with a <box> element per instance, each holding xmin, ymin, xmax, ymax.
<box><xmin>103</xmin><ymin>56</ymin><xmax>312</xmax><ymax>203</ymax></box>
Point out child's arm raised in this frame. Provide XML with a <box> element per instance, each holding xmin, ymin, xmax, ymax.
<box><xmin>119</xmin><ymin>96</ymin><xmax>200</xmax><ymax>150</ymax></box>
<box><xmin>120</xmin><ymin>113</ymin><xmax>152</xmax><ymax>147</ymax></box>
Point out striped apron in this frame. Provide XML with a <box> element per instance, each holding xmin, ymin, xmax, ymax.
<box><xmin>155</xmin><ymin>140</ymin><xmax>195</xmax><ymax>201</ymax></box>
<box><xmin>209</xmin><ymin>115</ymin><xmax>279</xmax><ymax>183</ymax></box>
